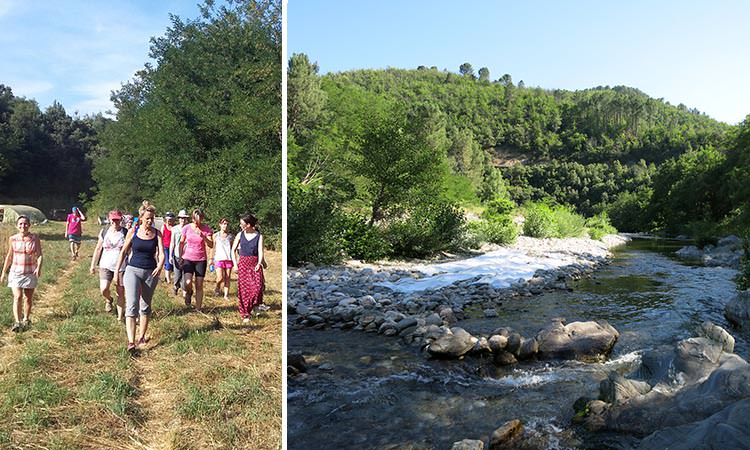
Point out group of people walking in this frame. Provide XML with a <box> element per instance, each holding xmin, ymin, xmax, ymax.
<box><xmin>2</xmin><ymin>203</ymin><xmax>267</xmax><ymax>352</ymax></box>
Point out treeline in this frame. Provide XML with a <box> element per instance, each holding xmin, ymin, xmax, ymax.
<box><xmin>289</xmin><ymin>55</ymin><xmax>748</xmax><ymax>264</ymax></box>
<box><xmin>0</xmin><ymin>87</ymin><xmax>103</xmax><ymax>212</ymax></box>
<box><xmin>91</xmin><ymin>0</ymin><xmax>282</xmax><ymax>238</ymax></box>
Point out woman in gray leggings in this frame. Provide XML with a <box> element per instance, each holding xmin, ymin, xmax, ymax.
<box><xmin>115</xmin><ymin>201</ymin><xmax>165</xmax><ymax>352</ymax></box>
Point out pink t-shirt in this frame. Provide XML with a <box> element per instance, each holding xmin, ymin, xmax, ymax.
<box><xmin>66</xmin><ymin>214</ymin><xmax>82</xmax><ymax>235</ymax></box>
<box><xmin>181</xmin><ymin>223</ymin><xmax>213</xmax><ymax>261</ymax></box>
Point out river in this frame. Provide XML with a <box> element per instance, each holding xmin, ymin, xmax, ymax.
<box><xmin>287</xmin><ymin>238</ymin><xmax>745</xmax><ymax>450</ymax></box>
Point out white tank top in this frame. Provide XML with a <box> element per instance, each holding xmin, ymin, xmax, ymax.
<box><xmin>213</xmin><ymin>233</ymin><xmax>233</xmax><ymax>261</ymax></box>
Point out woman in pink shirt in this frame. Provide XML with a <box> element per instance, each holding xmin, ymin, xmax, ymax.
<box><xmin>179</xmin><ymin>208</ymin><xmax>213</xmax><ymax>311</ymax></box>
<box><xmin>65</xmin><ymin>206</ymin><xmax>86</xmax><ymax>261</ymax></box>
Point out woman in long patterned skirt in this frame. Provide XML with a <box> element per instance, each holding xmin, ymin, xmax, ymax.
<box><xmin>231</xmin><ymin>214</ymin><xmax>264</xmax><ymax>323</ymax></box>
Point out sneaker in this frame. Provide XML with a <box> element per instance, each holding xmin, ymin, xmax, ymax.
<box><xmin>10</xmin><ymin>322</ymin><xmax>21</xmax><ymax>332</ymax></box>
<box><xmin>105</xmin><ymin>299</ymin><xmax>113</xmax><ymax>313</ymax></box>
<box><xmin>21</xmin><ymin>318</ymin><xmax>31</xmax><ymax>329</ymax></box>
<box><xmin>184</xmin><ymin>291</ymin><xmax>192</xmax><ymax>306</ymax></box>
<box><xmin>242</xmin><ymin>317</ymin><xmax>251</xmax><ymax>324</ymax></box>
<box><xmin>256</xmin><ymin>304</ymin><xmax>271</xmax><ymax>312</ymax></box>
<box><xmin>213</xmin><ymin>287</ymin><xmax>221</xmax><ymax>296</ymax></box>
<box><xmin>138</xmin><ymin>336</ymin><xmax>150</xmax><ymax>347</ymax></box>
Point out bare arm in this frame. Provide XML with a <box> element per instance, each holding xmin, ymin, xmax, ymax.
<box><xmin>255</xmin><ymin>235</ymin><xmax>264</xmax><ymax>271</ymax></box>
<box><xmin>78</xmin><ymin>210</ymin><xmax>87</xmax><ymax>222</ymax></box>
<box><xmin>152</xmin><ymin>230</ymin><xmax>165</xmax><ymax>278</ymax></box>
<box><xmin>231</xmin><ymin>233</ymin><xmax>241</xmax><ymax>269</ymax></box>
<box><xmin>33</xmin><ymin>234</ymin><xmax>43</xmax><ymax>278</ymax></box>
<box><xmin>90</xmin><ymin>231</ymin><xmax>104</xmax><ymax>274</ymax></box>
<box><xmin>114</xmin><ymin>229</ymin><xmax>135</xmax><ymax>274</ymax></box>
<box><xmin>0</xmin><ymin>237</ymin><xmax>13</xmax><ymax>283</ymax></box>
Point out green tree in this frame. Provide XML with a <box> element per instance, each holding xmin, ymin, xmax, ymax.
<box><xmin>478</xmin><ymin>67</ymin><xmax>490</xmax><ymax>82</ymax></box>
<box><xmin>459</xmin><ymin>62</ymin><xmax>475</xmax><ymax>78</ymax></box>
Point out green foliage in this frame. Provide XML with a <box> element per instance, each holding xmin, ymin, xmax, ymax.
<box><xmin>483</xmin><ymin>197</ymin><xmax>515</xmax><ymax>218</ymax></box>
<box><xmin>472</xmin><ymin>216</ymin><xmax>518</xmax><ymax>245</ymax></box>
<box><xmin>606</xmin><ymin>188</ymin><xmax>653</xmax><ymax>232</ymax></box>
<box><xmin>387</xmin><ymin>202</ymin><xmax>465</xmax><ymax>258</ymax></box>
<box><xmin>338</xmin><ymin>214</ymin><xmax>391</xmax><ymax>262</ymax></box>
<box><xmin>684</xmin><ymin>220</ymin><xmax>719</xmax><ymax>247</ymax></box>
<box><xmin>735</xmin><ymin>238</ymin><xmax>750</xmax><ymax>291</ymax></box>
<box><xmin>287</xmin><ymin>179</ymin><xmax>342</xmax><ymax>266</ymax></box>
<box><xmin>551</xmin><ymin>205</ymin><xmax>587</xmax><ymax>238</ymax></box>
<box><xmin>522</xmin><ymin>202</ymin><xmax>556</xmax><ymax>238</ymax></box>
<box><xmin>586</xmin><ymin>212</ymin><xmax>617</xmax><ymax>240</ymax></box>
<box><xmin>91</xmin><ymin>0</ymin><xmax>281</xmax><ymax>232</ymax></box>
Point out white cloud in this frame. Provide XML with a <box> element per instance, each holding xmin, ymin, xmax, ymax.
<box><xmin>71</xmin><ymin>81</ymin><xmax>121</xmax><ymax>116</ymax></box>
<box><xmin>11</xmin><ymin>80</ymin><xmax>54</xmax><ymax>97</ymax></box>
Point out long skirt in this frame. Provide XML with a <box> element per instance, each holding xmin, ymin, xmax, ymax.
<box><xmin>237</xmin><ymin>255</ymin><xmax>264</xmax><ymax>318</ymax></box>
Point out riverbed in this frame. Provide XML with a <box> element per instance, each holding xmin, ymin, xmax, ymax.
<box><xmin>287</xmin><ymin>238</ymin><xmax>744</xmax><ymax>449</ymax></box>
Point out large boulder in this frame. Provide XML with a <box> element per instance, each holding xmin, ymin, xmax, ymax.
<box><xmin>426</xmin><ymin>327</ymin><xmax>476</xmax><ymax>358</ymax></box>
<box><xmin>488</xmin><ymin>419</ymin><xmax>523</xmax><ymax>450</ymax></box>
<box><xmin>535</xmin><ymin>319</ymin><xmax>619</xmax><ymax>361</ymax></box>
<box><xmin>725</xmin><ymin>290</ymin><xmax>750</xmax><ymax>329</ymax></box>
<box><xmin>638</xmin><ymin>398</ymin><xmax>750</xmax><ymax>450</ymax></box>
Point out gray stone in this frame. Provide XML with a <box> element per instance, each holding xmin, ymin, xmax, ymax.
<box><xmin>698</xmin><ymin>321</ymin><xmax>735</xmax><ymax>353</ymax></box>
<box><xmin>493</xmin><ymin>351</ymin><xmax>517</xmax><ymax>366</ymax></box>
<box><xmin>536</xmin><ymin>319</ymin><xmax>619</xmax><ymax>361</ymax></box>
<box><xmin>488</xmin><ymin>335</ymin><xmax>508</xmax><ymax>352</ymax></box>
<box><xmin>725</xmin><ymin>291</ymin><xmax>750</xmax><ymax>329</ymax></box>
<box><xmin>451</xmin><ymin>439</ymin><xmax>484</xmax><ymax>450</ymax></box>
<box><xmin>599</xmin><ymin>373</ymin><xmax>651</xmax><ymax>405</ymax></box>
<box><xmin>426</xmin><ymin>327</ymin><xmax>475</xmax><ymax>358</ymax></box>
<box><xmin>488</xmin><ymin>419</ymin><xmax>523</xmax><ymax>450</ymax></box>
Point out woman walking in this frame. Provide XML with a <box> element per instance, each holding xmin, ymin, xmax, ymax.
<box><xmin>90</xmin><ymin>210</ymin><xmax>127</xmax><ymax>321</ymax></box>
<box><xmin>65</xmin><ymin>206</ymin><xmax>86</xmax><ymax>260</ymax></box>
<box><xmin>169</xmin><ymin>210</ymin><xmax>189</xmax><ymax>296</ymax></box>
<box><xmin>231</xmin><ymin>214</ymin><xmax>265</xmax><ymax>323</ymax></box>
<box><xmin>115</xmin><ymin>201</ymin><xmax>164</xmax><ymax>352</ymax></box>
<box><xmin>1</xmin><ymin>215</ymin><xmax>43</xmax><ymax>332</ymax></box>
<box><xmin>179</xmin><ymin>208</ymin><xmax>213</xmax><ymax>311</ymax></box>
<box><xmin>211</xmin><ymin>218</ymin><xmax>234</xmax><ymax>301</ymax></box>
<box><xmin>162</xmin><ymin>212</ymin><xmax>176</xmax><ymax>284</ymax></box>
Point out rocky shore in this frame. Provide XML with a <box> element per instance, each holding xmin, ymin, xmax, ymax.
<box><xmin>287</xmin><ymin>234</ymin><xmax>629</xmax><ymax>348</ymax></box>
<box><xmin>675</xmin><ymin>234</ymin><xmax>745</xmax><ymax>269</ymax></box>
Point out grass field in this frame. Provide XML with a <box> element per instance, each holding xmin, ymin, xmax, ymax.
<box><xmin>0</xmin><ymin>222</ymin><xmax>281</xmax><ymax>449</ymax></box>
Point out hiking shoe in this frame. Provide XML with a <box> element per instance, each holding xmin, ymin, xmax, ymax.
<box><xmin>184</xmin><ymin>292</ymin><xmax>192</xmax><ymax>306</ymax></box>
<box><xmin>11</xmin><ymin>322</ymin><xmax>21</xmax><ymax>332</ymax></box>
<box><xmin>256</xmin><ymin>304</ymin><xmax>271</xmax><ymax>312</ymax></box>
<box><xmin>242</xmin><ymin>317</ymin><xmax>251</xmax><ymax>324</ymax></box>
<box><xmin>21</xmin><ymin>318</ymin><xmax>31</xmax><ymax>329</ymax></box>
<box><xmin>138</xmin><ymin>336</ymin><xmax>150</xmax><ymax>347</ymax></box>
<box><xmin>105</xmin><ymin>299</ymin><xmax>113</xmax><ymax>313</ymax></box>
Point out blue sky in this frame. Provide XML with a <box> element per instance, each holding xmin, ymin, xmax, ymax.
<box><xmin>0</xmin><ymin>0</ymin><xmax>203</xmax><ymax>117</ymax></box>
<box><xmin>288</xmin><ymin>0</ymin><xmax>750</xmax><ymax>125</ymax></box>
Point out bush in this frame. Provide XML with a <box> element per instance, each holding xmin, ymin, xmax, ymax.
<box><xmin>387</xmin><ymin>201</ymin><xmax>465</xmax><ymax>258</ymax></box>
<box><xmin>586</xmin><ymin>212</ymin><xmax>617</xmax><ymax>240</ymax></box>
<box><xmin>288</xmin><ymin>181</ymin><xmax>342</xmax><ymax>265</ymax></box>
<box><xmin>552</xmin><ymin>205</ymin><xmax>586</xmax><ymax>238</ymax></box>
<box><xmin>606</xmin><ymin>188</ymin><xmax>653</xmax><ymax>232</ymax></box>
<box><xmin>522</xmin><ymin>202</ymin><xmax>556</xmax><ymax>238</ymax></box>
<box><xmin>735</xmin><ymin>238</ymin><xmax>750</xmax><ymax>291</ymax></box>
<box><xmin>474</xmin><ymin>216</ymin><xmax>518</xmax><ymax>245</ymax></box>
<box><xmin>338</xmin><ymin>214</ymin><xmax>391</xmax><ymax>261</ymax></box>
<box><xmin>685</xmin><ymin>220</ymin><xmax>719</xmax><ymax>247</ymax></box>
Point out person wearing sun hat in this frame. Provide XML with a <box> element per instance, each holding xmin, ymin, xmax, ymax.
<box><xmin>169</xmin><ymin>209</ymin><xmax>190</xmax><ymax>296</ymax></box>
<box><xmin>90</xmin><ymin>210</ymin><xmax>128</xmax><ymax>320</ymax></box>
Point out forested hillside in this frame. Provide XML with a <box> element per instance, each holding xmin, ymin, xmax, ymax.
<box><xmin>1</xmin><ymin>0</ymin><xmax>282</xmax><ymax>238</ymax></box>
<box><xmin>289</xmin><ymin>56</ymin><xmax>749</xmax><ymax>264</ymax></box>
<box><xmin>0</xmin><ymin>87</ymin><xmax>103</xmax><ymax>211</ymax></box>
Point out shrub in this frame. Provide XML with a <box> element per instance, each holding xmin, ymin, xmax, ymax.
<box><xmin>288</xmin><ymin>181</ymin><xmax>342</xmax><ymax>265</ymax></box>
<box><xmin>387</xmin><ymin>201</ymin><xmax>465</xmax><ymax>258</ymax></box>
<box><xmin>685</xmin><ymin>220</ymin><xmax>719</xmax><ymax>247</ymax></box>
<box><xmin>586</xmin><ymin>212</ymin><xmax>618</xmax><ymax>240</ymax></box>
<box><xmin>735</xmin><ymin>238</ymin><xmax>750</xmax><ymax>291</ymax></box>
<box><xmin>338</xmin><ymin>214</ymin><xmax>391</xmax><ymax>261</ymax></box>
<box><xmin>483</xmin><ymin>197</ymin><xmax>515</xmax><ymax>218</ymax></box>
<box><xmin>606</xmin><ymin>188</ymin><xmax>653</xmax><ymax>232</ymax></box>
<box><xmin>522</xmin><ymin>202</ymin><xmax>556</xmax><ymax>238</ymax></box>
<box><xmin>552</xmin><ymin>205</ymin><xmax>586</xmax><ymax>238</ymax></box>
<box><xmin>475</xmin><ymin>216</ymin><xmax>517</xmax><ymax>245</ymax></box>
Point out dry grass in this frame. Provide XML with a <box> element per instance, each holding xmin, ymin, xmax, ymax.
<box><xmin>0</xmin><ymin>222</ymin><xmax>281</xmax><ymax>450</ymax></box>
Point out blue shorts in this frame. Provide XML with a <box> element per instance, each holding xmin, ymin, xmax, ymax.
<box><xmin>164</xmin><ymin>247</ymin><xmax>173</xmax><ymax>271</ymax></box>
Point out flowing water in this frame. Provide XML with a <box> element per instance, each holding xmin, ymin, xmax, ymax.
<box><xmin>287</xmin><ymin>239</ymin><xmax>746</xmax><ymax>449</ymax></box>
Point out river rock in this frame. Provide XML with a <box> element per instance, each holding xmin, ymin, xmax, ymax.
<box><xmin>698</xmin><ymin>320</ymin><xmax>735</xmax><ymax>353</ymax></box>
<box><xmin>676</xmin><ymin>245</ymin><xmax>702</xmax><ymax>259</ymax></box>
<box><xmin>599</xmin><ymin>373</ymin><xmax>651</xmax><ymax>405</ymax></box>
<box><xmin>488</xmin><ymin>335</ymin><xmax>508</xmax><ymax>352</ymax></box>
<box><xmin>426</xmin><ymin>327</ymin><xmax>476</xmax><ymax>358</ymax></box>
<box><xmin>493</xmin><ymin>351</ymin><xmax>517</xmax><ymax>366</ymax></box>
<box><xmin>288</xmin><ymin>352</ymin><xmax>307</xmax><ymax>376</ymax></box>
<box><xmin>725</xmin><ymin>290</ymin><xmax>750</xmax><ymax>329</ymax></box>
<box><xmin>425</xmin><ymin>312</ymin><xmax>443</xmax><ymax>326</ymax></box>
<box><xmin>517</xmin><ymin>337</ymin><xmax>539</xmax><ymax>360</ymax></box>
<box><xmin>489</xmin><ymin>419</ymin><xmax>523</xmax><ymax>450</ymax></box>
<box><xmin>638</xmin><ymin>398</ymin><xmax>750</xmax><ymax>450</ymax></box>
<box><xmin>536</xmin><ymin>319</ymin><xmax>619</xmax><ymax>361</ymax></box>
<box><xmin>451</xmin><ymin>439</ymin><xmax>484</xmax><ymax>450</ymax></box>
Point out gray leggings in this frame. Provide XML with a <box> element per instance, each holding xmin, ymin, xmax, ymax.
<box><xmin>123</xmin><ymin>266</ymin><xmax>159</xmax><ymax>317</ymax></box>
